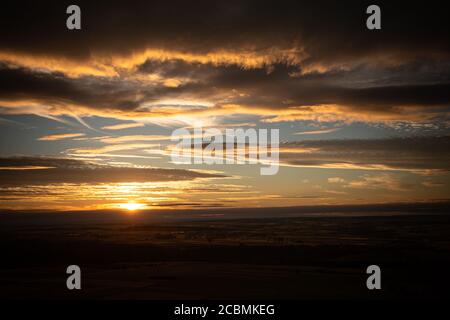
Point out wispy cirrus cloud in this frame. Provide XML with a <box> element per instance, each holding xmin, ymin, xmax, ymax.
<box><xmin>345</xmin><ymin>173</ymin><xmax>411</xmax><ymax>191</ymax></box>
<box><xmin>279</xmin><ymin>136</ymin><xmax>450</xmax><ymax>173</ymax></box>
<box><xmin>38</xmin><ymin>133</ymin><xmax>85</xmax><ymax>141</ymax></box>
<box><xmin>328</xmin><ymin>177</ymin><xmax>345</xmax><ymax>184</ymax></box>
<box><xmin>0</xmin><ymin>156</ymin><xmax>225</xmax><ymax>186</ymax></box>
<box><xmin>101</xmin><ymin>122</ymin><xmax>145</xmax><ymax>130</ymax></box>
<box><xmin>98</xmin><ymin>135</ymin><xmax>170</xmax><ymax>144</ymax></box>
<box><xmin>67</xmin><ymin>143</ymin><xmax>160</xmax><ymax>155</ymax></box>
<box><xmin>294</xmin><ymin>127</ymin><xmax>341</xmax><ymax>135</ymax></box>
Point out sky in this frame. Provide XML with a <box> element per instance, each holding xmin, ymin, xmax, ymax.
<box><xmin>0</xmin><ymin>0</ymin><xmax>449</xmax><ymax>211</ymax></box>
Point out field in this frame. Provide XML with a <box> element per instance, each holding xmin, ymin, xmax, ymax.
<box><xmin>1</xmin><ymin>204</ymin><xmax>449</xmax><ymax>299</ymax></box>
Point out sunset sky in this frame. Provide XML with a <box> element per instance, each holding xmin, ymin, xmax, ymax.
<box><xmin>0</xmin><ymin>1</ymin><xmax>449</xmax><ymax>211</ymax></box>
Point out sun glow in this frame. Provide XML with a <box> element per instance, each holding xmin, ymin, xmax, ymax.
<box><xmin>119</xmin><ymin>202</ymin><xmax>146</xmax><ymax>211</ymax></box>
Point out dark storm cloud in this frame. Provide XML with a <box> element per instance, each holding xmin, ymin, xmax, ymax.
<box><xmin>0</xmin><ymin>156</ymin><xmax>225</xmax><ymax>185</ymax></box>
<box><xmin>137</xmin><ymin>59</ymin><xmax>214</xmax><ymax>79</ymax></box>
<box><xmin>280</xmin><ymin>136</ymin><xmax>450</xmax><ymax>172</ymax></box>
<box><xmin>0</xmin><ymin>1</ymin><xmax>448</xmax><ymax>122</ymax></box>
<box><xmin>0</xmin><ymin>0</ymin><xmax>448</xmax><ymax>65</ymax></box>
<box><xmin>179</xmin><ymin>61</ymin><xmax>450</xmax><ymax>109</ymax></box>
<box><xmin>1</xmin><ymin>61</ymin><xmax>449</xmax><ymax>121</ymax></box>
<box><xmin>0</xmin><ymin>64</ymin><xmax>165</xmax><ymax>112</ymax></box>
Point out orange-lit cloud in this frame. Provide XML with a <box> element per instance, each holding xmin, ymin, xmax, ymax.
<box><xmin>294</xmin><ymin>127</ymin><xmax>341</xmax><ymax>135</ymax></box>
<box><xmin>98</xmin><ymin>135</ymin><xmax>170</xmax><ymax>144</ymax></box>
<box><xmin>68</xmin><ymin>143</ymin><xmax>160</xmax><ymax>155</ymax></box>
<box><xmin>101</xmin><ymin>122</ymin><xmax>145</xmax><ymax>130</ymax></box>
<box><xmin>38</xmin><ymin>133</ymin><xmax>85</xmax><ymax>141</ymax></box>
<box><xmin>0</xmin><ymin>156</ymin><xmax>225</xmax><ymax>186</ymax></box>
<box><xmin>278</xmin><ymin>136</ymin><xmax>450</xmax><ymax>173</ymax></box>
<box><xmin>346</xmin><ymin>174</ymin><xmax>410</xmax><ymax>192</ymax></box>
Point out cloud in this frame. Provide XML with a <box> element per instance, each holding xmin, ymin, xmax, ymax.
<box><xmin>98</xmin><ymin>135</ymin><xmax>170</xmax><ymax>144</ymax></box>
<box><xmin>328</xmin><ymin>177</ymin><xmax>345</xmax><ymax>183</ymax></box>
<box><xmin>38</xmin><ymin>133</ymin><xmax>85</xmax><ymax>141</ymax></box>
<box><xmin>0</xmin><ymin>156</ymin><xmax>225</xmax><ymax>186</ymax></box>
<box><xmin>422</xmin><ymin>181</ymin><xmax>445</xmax><ymax>188</ymax></box>
<box><xmin>280</xmin><ymin>136</ymin><xmax>450</xmax><ymax>173</ymax></box>
<box><xmin>144</xmin><ymin>135</ymin><xmax>450</xmax><ymax>175</ymax></box>
<box><xmin>67</xmin><ymin>143</ymin><xmax>160</xmax><ymax>155</ymax></box>
<box><xmin>346</xmin><ymin>174</ymin><xmax>410</xmax><ymax>191</ymax></box>
<box><xmin>0</xmin><ymin>1</ymin><xmax>448</xmax><ymax>125</ymax></box>
<box><xmin>0</xmin><ymin>1</ymin><xmax>448</xmax><ymax>75</ymax></box>
<box><xmin>1</xmin><ymin>62</ymin><xmax>449</xmax><ymax>125</ymax></box>
<box><xmin>294</xmin><ymin>128</ymin><xmax>341</xmax><ymax>135</ymax></box>
<box><xmin>101</xmin><ymin>122</ymin><xmax>145</xmax><ymax>130</ymax></box>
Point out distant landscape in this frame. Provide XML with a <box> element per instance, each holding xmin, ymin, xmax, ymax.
<box><xmin>1</xmin><ymin>202</ymin><xmax>449</xmax><ymax>299</ymax></box>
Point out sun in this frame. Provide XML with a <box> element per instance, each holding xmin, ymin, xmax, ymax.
<box><xmin>119</xmin><ymin>202</ymin><xmax>146</xmax><ymax>211</ymax></box>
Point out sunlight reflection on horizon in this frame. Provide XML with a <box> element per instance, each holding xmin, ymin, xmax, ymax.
<box><xmin>0</xmin><ymin>180</ymin><xmax>257</xmax><ymax>211</ymax></box>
